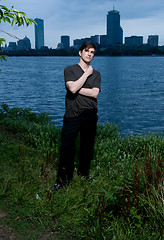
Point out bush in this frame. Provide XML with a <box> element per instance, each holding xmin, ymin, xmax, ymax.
<box><xmin>0</xmin><ymin>103</ymin><xmax>61</xmax><ymax>150</ymax></box>
<box><xmin>0</xmin><ymin>102</ymin><xmax>52</xmax><ymax>124</ymax></box>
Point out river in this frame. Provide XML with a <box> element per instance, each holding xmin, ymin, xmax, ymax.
<box><xmin>1</xmin><ymin>56</ymin><xmax>164</xmax><ymax>135</ymax></box>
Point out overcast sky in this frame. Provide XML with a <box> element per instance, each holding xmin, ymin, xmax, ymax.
<box><xmin>1</xmin><ymin>0</ymin><xmax>164</xmax><ymax>48</ymax></box>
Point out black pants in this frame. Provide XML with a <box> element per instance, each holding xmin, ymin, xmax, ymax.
<box><xmin>57</xmin><ymin>109</ymin><xmax>98</xmax><ymax>186</ymax></box>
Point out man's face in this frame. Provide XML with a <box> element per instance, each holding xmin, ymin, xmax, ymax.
<box><xmin>79</xmin><ymin>47</ymin><xmax>95</xmax><ymax>64</ymax></box>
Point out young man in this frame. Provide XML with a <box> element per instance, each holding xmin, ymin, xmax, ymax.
<box><xmin>51</xmin><ymin>41</ymin><xmax>101</xmax><ymax>190</ymax></box>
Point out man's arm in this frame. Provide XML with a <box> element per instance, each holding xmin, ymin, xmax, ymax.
<box><xmin>78</xmin><ymin>87</ymin><xmax>100</xmax><ymax>99</ymax></box>
<box><xmin>66</xmin><ymin>66</ymin><xmax>93</xmax><ymax>94</ymax></box>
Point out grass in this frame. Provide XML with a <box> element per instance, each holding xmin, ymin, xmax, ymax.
<box><xmin>0</xmin><ymin>103</ymin><xmax>164</xmax><ymax>239</ymax></box>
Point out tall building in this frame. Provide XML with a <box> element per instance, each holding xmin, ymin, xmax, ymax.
<box><xmin>125</xmin><ymin>36</ymin><xmax>143</xmax><ymax>47</ymax></box>
<box><xmin>35</xmin><ymin>18</ymin><xmax>44</xmax><ymax>50</ymax></box>
<box><xmin>107</xmin><ymin>9</ymin><xmax>123</xmax><ymax>46</ymax></box>
<box><xmin>147</xmin><ymin>35</ymin><xmax>159</xmax><ymax>47</ymax></box>
<box><xmin>61</xmin><ymin>35</ymin><xmax>70</xmax><ymax>49</ymax></box>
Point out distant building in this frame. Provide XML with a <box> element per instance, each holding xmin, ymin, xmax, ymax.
<box><xmin>90</xmin><ymin>35</ymin><xmax>100</xmax><ymax>44</ymax></box>
<box><xmin>17</xmin><ymin>36</ymin><xmax>31</xmax><ymax>50</ymax></box>
<box><xmin>73</xmin><ymin>36</ymin><xmax>100</xmax><ymax>49</ymax></box>
<box><xmin>73</xmin><ymin>38</ymin><xmax>90</xmax><ymax>49</ymax></box>
<box><xmin>100</xmin><ymin>35</ymin><xmax>107</xmax><ymax>48</ymax></box>
<box><xmin>73</xmin><ymin>39</ymin><xmax>81</xmax><ymax>49</ymax></box>
<box><xmin>147</xmin><ymin>35</ymin><xmax>159</xmax><ymax>47</ymax></box>
<box><xmin>73</xmin><ymin>39</ymin><xmax>81</xmax><ymax>46</ymax></box>
<box><xmin>82</xmin><ymin>38</ymin><xmax>92</xmax><ymax>43</ymax></box>
<box><xmin>57</xmin><ymin>43</ymin><xmax>64</xmax><ymax>49</ymax></box>
<box><xmin>61</xmin><ymin>35</ymin><xmax>70</xmax><ymax>49</ymax></box>
<box><xmin>8</xmin><ymin>42</ymin><xmax>17</xmax><ymax>51</ymax></box>
<box><xmin>34</xmin><ymin>18</ymin><xmax>44</xmax><ymax>49</ymax></box>
<box><xmin>107</xmin><ymin>9</ymin><xmax>123</xmax><ymax>46</ymax></box>
<box><xmin>1</xmin><ymin>43</ymin><xmax>8</xmax><ymax>51</ymax></box>
<box><xmin>40</xmin><ymin>46</ymin><xmax>49</xmax><ymax>50</ymax></box>
<box><xmin>125</xmin><ymin>36</ymin><xmax>143</xmax><ymax>47</ymax></box>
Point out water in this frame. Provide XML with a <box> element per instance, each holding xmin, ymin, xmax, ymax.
<box><xmin>1</xmin><ymin>56</ymin><xmax>164</xmax><ymax>136</ymax></box>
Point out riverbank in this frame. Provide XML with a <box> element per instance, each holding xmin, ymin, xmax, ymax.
<box><xmin>1</xmin><ymin>44</ymin><xmax>164</xmax><ymax>57</ymax></box>
<box><xmin>0</xmin><ymin>104</ymin><xmax>163</xmax><ymax>239</ymax></box>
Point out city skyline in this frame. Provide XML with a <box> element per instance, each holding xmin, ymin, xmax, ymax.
<box><xmin>1</xmin><ymin>0</ymin><xmax>164</xmax><ymax>48</ymax></box>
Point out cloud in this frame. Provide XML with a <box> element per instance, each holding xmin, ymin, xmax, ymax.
<box><xmin>119</xmin><ymin>0</ymin><xmax>164</xmax><ymax>19</ymax></box>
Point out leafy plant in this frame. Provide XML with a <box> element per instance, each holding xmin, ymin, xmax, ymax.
<box><xmin>0</xmin><ymin>2</ymin><xmax>36</xmax><ymax>65</ymax></box>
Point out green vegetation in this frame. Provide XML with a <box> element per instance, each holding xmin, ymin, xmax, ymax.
<box><xmin>0</xmin><ymin>2</ymin><xmax>35</xmax><ymax>65</ymax></box>
<box><xmin>0</xmin><ymin>103</ymin><xmax>163</xmax><ymax>240</ymax></box>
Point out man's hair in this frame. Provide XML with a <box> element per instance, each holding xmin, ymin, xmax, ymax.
<box><xmin>79</xmin><ymin>41</ymin><xmax>96</xmax><ymax>52</ymax></box>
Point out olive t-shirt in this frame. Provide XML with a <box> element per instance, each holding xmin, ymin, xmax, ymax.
<box><xmin>64</xmin><ymin>64</ymin><xmax>101</xmax><ymax>118</ymax></box>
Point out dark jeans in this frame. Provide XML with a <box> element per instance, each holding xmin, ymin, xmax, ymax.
<box><xmin>57</xmin><ymin>109</ymin><xmax>98</xmax><ymax>186</ymax></box>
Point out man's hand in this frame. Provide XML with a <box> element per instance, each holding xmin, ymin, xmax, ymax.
<box><xmin>85</xmin><ymin>66</ymin><xmax>93</xmax><ymax>77</ymax></box>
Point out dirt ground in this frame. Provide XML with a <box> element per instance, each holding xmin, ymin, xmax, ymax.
<box><xmin>0</xmin><ymin>224</ymin><xmax>16</xmax><ymax>240</ymax></box>
<box><xmin>0</xmin><ymin>211</ymin><xmax>16</xmax><ymax>240</ymax></box>
<box><xmin>0</xmin><ymin>211</ymin><xmax>67</xmax><ymax>240</ymax></box>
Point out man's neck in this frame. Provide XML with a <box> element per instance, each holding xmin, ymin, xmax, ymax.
<box><xmin>78</xmin><ymin>59</ymin><xmax>90</xmax><ymax>72</ymax></box>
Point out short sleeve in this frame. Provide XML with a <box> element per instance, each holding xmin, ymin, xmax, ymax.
<box><xmin>64</xmin><ymin>66</ymin><xmax>77</xmax><ymax>83</ymax></box>
<box><xmin>93</xmin><ymin>71</ymin><xmax>101</xmax><ymax>90</ymax></box>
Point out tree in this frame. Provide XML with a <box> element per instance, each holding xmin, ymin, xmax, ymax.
<box><xmin>0</xmin><ymin>2</ymin><xmax>36</xmax><ymax>64</ymax></box>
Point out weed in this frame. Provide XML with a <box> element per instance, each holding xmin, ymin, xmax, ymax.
<box><xmin>0</xmin><ymin>104</ymin><xmax>164</xmax><ymax>239</ymax></box>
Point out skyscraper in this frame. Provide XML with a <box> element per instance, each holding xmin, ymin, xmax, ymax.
<box><xmin>61</xmin><ymin>35</ymin><xmax>70</xmax><ymax>49</ymax></box>
<box><xmin>107</xmin><ymin>9</ymin><xmax>123</xmax><ymax>46</ymax></box>
<box><xmin>34</xmin><ymin>18</ymin><xmax>44</xmax><ymax>49</ymax></box>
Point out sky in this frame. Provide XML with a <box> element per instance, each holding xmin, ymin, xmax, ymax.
<box><xmin>1</xmin><ymin>0</ymin><xmax>164</xmax><ymax>48</ymax></box>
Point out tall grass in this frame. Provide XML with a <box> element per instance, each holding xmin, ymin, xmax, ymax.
<box><xmin>0</xmin><ymin>103</ymin><xmax>163</xmax><ymax>239</ymax></box>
